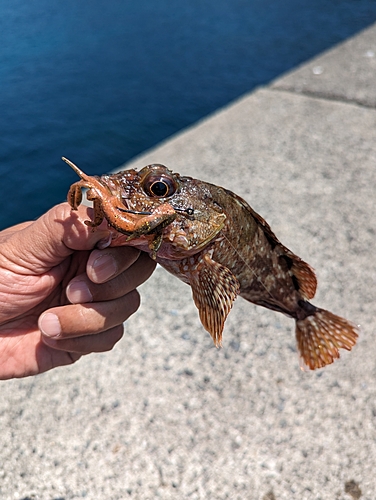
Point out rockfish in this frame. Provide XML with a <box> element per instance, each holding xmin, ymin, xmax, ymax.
<box><xmin>64</xmin><ymin>158</ymin><xmax>358</xmax><ymax>370</ymax></box>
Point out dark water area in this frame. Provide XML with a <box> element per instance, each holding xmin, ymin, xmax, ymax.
<box><xmin>1</xmin><ymin>1</ymin><xmax>376</xmax><ymax>229</ymax></box>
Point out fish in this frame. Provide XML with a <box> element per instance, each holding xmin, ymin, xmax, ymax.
<box><xmin>64</xmin><ymin>157</ymin><xmax>359</xmax><ymax>370</ymax></box>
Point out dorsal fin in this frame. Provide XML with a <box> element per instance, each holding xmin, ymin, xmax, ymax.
<box><xmin>289</xmin><ymin>256</ymin><xmax>317</xmax><ymax>300</ymax></box>
<box><xmin>230</xmin><ymin>191</ymin><xmax>318</xmax><ymax>300</ymax></box>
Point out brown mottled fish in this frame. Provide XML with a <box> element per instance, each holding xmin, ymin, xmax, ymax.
<box><xmin>64</xmin><ymin>158</ymin><xmax>358</xmax><ymax>370</ymax></box>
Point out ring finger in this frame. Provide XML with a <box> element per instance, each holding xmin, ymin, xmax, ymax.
<box><xmin>66</xmin><ymin>251</ymin><xmax>155</xmax><ymax>304</ymax></box>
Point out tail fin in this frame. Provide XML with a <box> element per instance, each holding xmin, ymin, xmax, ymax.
<box><xmin>296</xmin><ymin>308</ymin><xmax>359</xmax><ymax>370</ymax></box>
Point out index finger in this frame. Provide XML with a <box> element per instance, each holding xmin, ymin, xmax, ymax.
<box><xmin>86</xmin><ymin>246</ymin><xmax>142</xmax><ymax>283</ymax></box>
<box><xmin>1</xmin><ymin>203</ymin><xmax>111</xmax><ymax>275</ymax></box>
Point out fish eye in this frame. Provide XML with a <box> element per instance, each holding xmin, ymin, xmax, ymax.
<box><xmin>142</xmin><ymin>173</ymin><xmax>177</xmax><ymax>198</ymax></box>
<box><xmin>150</xmin><ymin>180</ymin><xmax>170</xmax><ymax>197</ymax></box>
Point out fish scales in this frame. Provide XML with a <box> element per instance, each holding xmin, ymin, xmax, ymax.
<box><xmin>203</xmin><ymin>185</ymin><xmax>303</xmax><ymax>313</ymax></box>
<box><xmin>64</xmin><ymin>158</ymin><xmax>358</xmax><ymax>370</ymax></box>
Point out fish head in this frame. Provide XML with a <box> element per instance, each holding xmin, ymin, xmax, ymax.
<box><xmin>96</xmin><ymin>164</ymin><xmax>227</xmax><ymax>257</ymax></box>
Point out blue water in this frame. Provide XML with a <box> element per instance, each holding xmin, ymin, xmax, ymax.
<box><xmin>1</xmin><ymin>1</ymin><xmax>376</xmax><ymax>229</ymax></box>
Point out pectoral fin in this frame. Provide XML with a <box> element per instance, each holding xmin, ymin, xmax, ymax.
<box><xmin>187</xmin><ymin>252</ymin><xmax>240</xmax><ymax>347</ymax></box>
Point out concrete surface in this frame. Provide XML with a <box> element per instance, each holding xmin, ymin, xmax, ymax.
<box><xmin>271</xmin><ymin>22</ymin><xmax>376</xmax><ymax>108</ymax></box>
<box><xmin>1</xmin><ymin>23</ymin><xmax>376</xmax><ymax>500</ymax></box>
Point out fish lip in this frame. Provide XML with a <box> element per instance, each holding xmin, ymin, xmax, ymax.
<box><xmin>116</xmin><ymin>206</ymin><xmax>152</xmax><ymax>216</ymax></box>
<box><xmin>116</xmin><ymin>202</ymin><xmax>194</xmax><ymax>222</ymax></box>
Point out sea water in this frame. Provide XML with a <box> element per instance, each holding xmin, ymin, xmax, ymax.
<box><xmin>1</xmin><ymin>0</ymin><xmax>375</xmax><ymax>228</ymax></box>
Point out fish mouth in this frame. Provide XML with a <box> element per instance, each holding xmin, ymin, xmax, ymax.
<box><xmin>110</xmin><ymin>201</ymin><xmax>224</xmax><ymax>256</ymax></box>
<box><xmin>116</xmin><ymin>203</ymin><xmax>195</xmax><ymax>217</ymax></box>
<box><xmin>116</xmin><ymin>206</ymin><xmax>153</xmax><ymax>216</ymax></box>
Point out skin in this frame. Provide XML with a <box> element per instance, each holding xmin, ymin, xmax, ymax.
<box><xmin>0</xmin><ymin>202</ymin><xmax>156</xmax><ymax>380</ymax></box>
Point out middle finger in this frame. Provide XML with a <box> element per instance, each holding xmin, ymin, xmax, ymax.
<box><xmin>66</xmin><ymin>251</ymin><xmax>156</xmax><ymax>304</ymax></box>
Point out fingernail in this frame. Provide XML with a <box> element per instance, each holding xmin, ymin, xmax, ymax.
<box><xmin>97</xmin><ymin>234</ymin><xmax>112</xmax><ymax>250</ymax></box>
<box><xmin>66</xmin><ymin>280</ymin><xmax>93</xmax><ymax>303</ymax></box>
<box><xmin>39</xmin><ymin>313</ymin><xmax>62</xmax><ymax>338</ymax></box>
<box><xmin>91</xmin><ymin>254</ymin><xmax>117</xmax><ymax>282</ymax></box>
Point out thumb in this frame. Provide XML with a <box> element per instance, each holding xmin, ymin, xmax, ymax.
<box><xmin>2</xmin><ymin>203</ymin><xmax>111</xmax><ymax>274</ymax></box>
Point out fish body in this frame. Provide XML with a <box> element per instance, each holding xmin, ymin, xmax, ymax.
<box><xmin>65</xmin><ymin>158</ymin><xmax>358</xmax><ymax>370</ymax></box>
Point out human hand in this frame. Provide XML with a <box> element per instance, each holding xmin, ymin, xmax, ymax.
<box><xmin>0</xmin><ymin>203</ymin><xmax>156</xmax><ymax>379</ymax></box>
